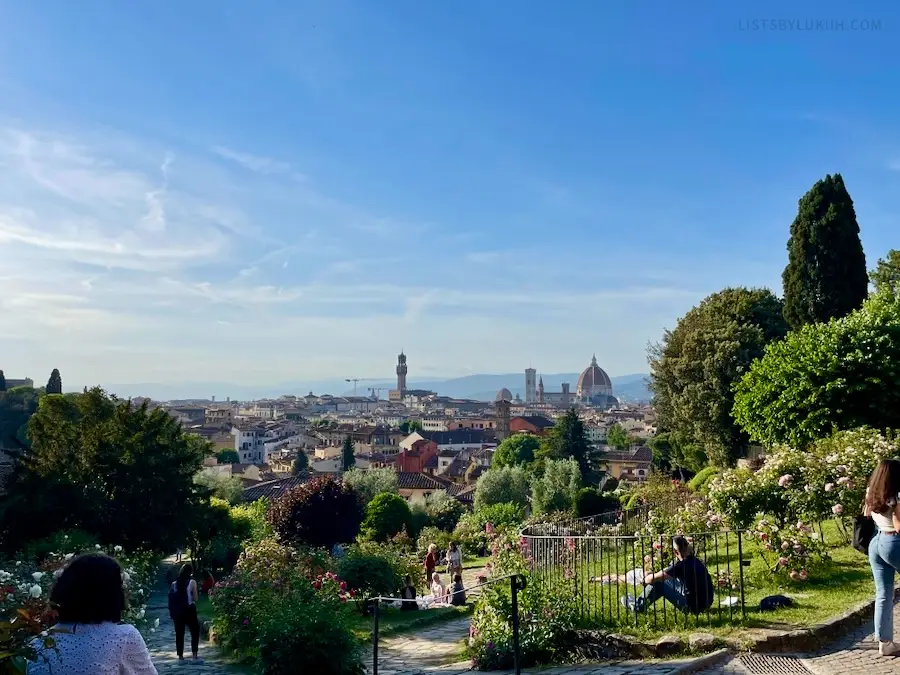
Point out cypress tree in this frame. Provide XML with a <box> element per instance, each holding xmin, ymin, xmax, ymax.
<box><xmin>0</xmin><ymin>370</ymin><xmax>6</xmax><ymax>392</ymax></box>
<box><xmin>341</xmin><ymin>435</ymin><xmax>356</xmax><ymax>471</ymax></box>
<box><xmin>782</xmin><ymin>173</ymin><xmax>868</xmax><ymax>328</ymax></box>
<box><xmin>46</xmin><ymin>369</ymin><xmax>63</xmax><ymax>394</ymax></box>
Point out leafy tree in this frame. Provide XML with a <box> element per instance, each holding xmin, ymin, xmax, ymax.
<box><xmin>343</xmin><ymin>467</ymin><xmax>399</xmax><ymax>504</ymax></box>
<box><xmin>648</xmin><ymin>287</ymin><xmax>788</xmax><ymax>467</ymax></box>
<box><xmin>606</xmin><ymin>423</ymin><xmax>635</xmax><ymax>450</ymax></box>
<box><xmin>424</xmin><ymin>491</ymin><xmax>466</xmax><ymax>532</ymax></box>
<box><xmin>532</xmin><ymin>458</ymin><xmax>582</xmax><ymax>514</ymax></box>
<box><xmin>538</xmin><ymin>408</ymin><xmax>591</xmax><ymax>475</ymax></box>
<box><xmin>291</xmin><ymin>452</ymin><xmax>309</xmax><ymax>475</ymax></box>
<box><xmin>0</xmin><ymin>387</ymin><xmax>210</xmax><ymax>554</ymax></box>
<box><xmin>474</xmin><ymin>465</ymin><xmax>530</xmax><ymax>510</ymax></box>
<box><xmin>574</xmin><ymin>487</ymin><xmax>620</xmax><ymax>518</ymax></box>
<box><xmin>398</xmin><ymin>420</ymin><xmax>423</xmax><ymax>435</ymax></box>
<box><xmin>0</xmin><ymin>370</ymin><xmax>5</xmax><ymax>392</ymax></box>
<box><xmin>194</xmin><ymin>472</ymin><xmax>244</xmax><ymax>504</ymax></box>
<box><xmin>266</xmin><ymin>475</ymin><xmax>363</xmax><ymax>549</ymax></box>
<box><xmin>493</xmin><ymin>434</ymin><xmax>539</xmax><ymax>468</ymax></box>
<box><xmin>0</xmin><ymin>385</ymin><xmax>40</xmax><ymax>450</ymax></box>
<box><xmin>341</xmin><ymin>435</ymin><xmax>355</xmax><ymax>471</ymax></box>
<box><xmin>870</xmin><ymin>249</ymin><xmax>900</xmax><ymax>299</ymax></box>
<box><xmin>471</xmin><ymin>502</ymin><xmax>526</xmax><ymax>530</ymax></box>
<box><xmin>46</xmin><ymin>369</ymin><xmax>62</xmax><ymax>395</ymax></box>
<box><xmin>216</xmin><ymin>449</ymin><xmax>239</xmax><ymax>464</ymax></box>
<box><xmin>782</xmin><ymin>173</ymin><xmax>868</xmax><ymax>329</ymax></box>
<box><xmin>361</xmin><ymin>492</ymin><xmax>412</xmax><ymax>542</ymax></box>
<box><xmin>648</xmin><ymin>432</ymin><xmax>706</xmax><ymax>476</ymax></box>
<box><xmin>734</xmin><ymin>293</ymin><xmax>900</xmax><ymax>448</ymax></box>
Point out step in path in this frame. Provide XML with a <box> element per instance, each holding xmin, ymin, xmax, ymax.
<box><xmin>695</xmin><ymin>600</ymin><xmax>900</xmax><ymax>675</ymax></box>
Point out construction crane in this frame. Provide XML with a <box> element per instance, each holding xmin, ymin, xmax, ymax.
<box><xmin>345</xmin><ymin>377</ymin><xmax>377</xmax><ymax>396</ymax></box>
<box><xmin>368</xmin><ymin>387</ymin><xmax>385</xmax><ymax>400</ymax></box>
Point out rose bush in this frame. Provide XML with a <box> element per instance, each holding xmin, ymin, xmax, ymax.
<box><xmin>750</xmin><ymin>517</ymin><xmax>826</xmax><ymax>583</ymax></box>
<box><xmin>210</xmin><ymin>539</ymin><xmax>362</xmax><ymax>675</ymax></box>
<box><xmin>1</xmin><ymin>533</ymin><xmax>156</xmax><ymax>675</ymax></box>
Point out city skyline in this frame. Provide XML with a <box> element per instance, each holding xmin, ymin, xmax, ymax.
<box><xmin>1</xmin><ymin>1</ymin><xmax>898</xmax><ymax>386</ymax></box>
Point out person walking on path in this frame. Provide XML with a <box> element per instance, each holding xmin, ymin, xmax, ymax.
<box><xmin>168</xmin><ymin>564</ymin><xmax>203</xmax><ymax>663</ymax></box>
<box><xmin>27</xmin><ymin>553</ymin><xmax>158</xmax><ymax>674</ymax></box>
<box><xmin>424</xmin><ymin>544</ymin><xmax>438</xmax><ymax>590</ymax></box>
<box><xmin>445</xmin><ymin>542</ymin><xmax>463</xmax><ymax>576</ymax></box>
<box><xmin>865</xmin><ymin>459</ymin><xmax>900</xmax><ymax>657</ymax></box>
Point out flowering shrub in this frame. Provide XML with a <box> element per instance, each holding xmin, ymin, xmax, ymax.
<box><xmin>468</xmin><ymin>528</ymin><xmax>578</xmax><ymax>670</ymax></box>
<box><xmin>671</xmin><ymin>499</ymin><xmax>725</xmax><ymax>535</ymax></box>
<box><xmin>1</xmin><ymin>534</ymin><xmax>157</xmax><ymax>675</ymax></box>
<box><xmin>211</xmin><ymin>539</ymin><xmax>362</xmax><ymax>674</ymax></box>
<box><xmin>708</xmin><ymin>428</ymin><xmax>899</xmax><ymax>537</ymax></box>
<box><xmin>751</xmin><ymin>518</ymin><xmax>826</xmax><ymax>583</ymax></box>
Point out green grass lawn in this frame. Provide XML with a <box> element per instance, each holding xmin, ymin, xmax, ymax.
<box><xmin>195</xmin><ymin>593</ymin><xmax>214</xmax><ymax>623</ymax></box>
<box><xmin>348</xmin><ymin>605</ymin><xmax>472</xmax><ymax>642</ymax></box>
<box><xmin>464</xmin><ymin>556</ymin><xmax>491</xmax><ymax>570</ymax></box>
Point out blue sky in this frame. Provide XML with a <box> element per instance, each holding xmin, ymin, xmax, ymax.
<box><xmin>0</xmin><ymin>0</ymin><xmax>898</xmax><ymax>390</ymax></box>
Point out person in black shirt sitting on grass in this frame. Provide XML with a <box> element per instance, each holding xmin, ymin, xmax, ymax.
<box><xmin>622</xmin><ymin>535</ymin><xmax>713</xmax><ymax>614</ymax></box>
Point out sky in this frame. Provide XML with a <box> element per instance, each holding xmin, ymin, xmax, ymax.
<box><xmin>1</xmin><ymin>0</ymin><xmax>898</xmax><ymax>392</ymax></box>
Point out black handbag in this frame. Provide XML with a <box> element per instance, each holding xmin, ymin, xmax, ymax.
<box><xmin>853</xmin><ymin>514</ymin><xmax>876</xmax><ymax>554</ymax></box>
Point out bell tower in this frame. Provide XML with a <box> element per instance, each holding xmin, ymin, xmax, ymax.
<box><xmin>396</xmin><ymin>351</ymin><xmax>408</xmax><ymax>394</ymax></box>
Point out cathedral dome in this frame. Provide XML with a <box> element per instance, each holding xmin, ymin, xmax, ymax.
<box><xmin>576</xmin><ymin>355</ymin><xmax>613</xmax><ymax>398</ymax></box>
<box><xmin>495</xmin><ymin>388</ymin><xmax>513</xmax><ymax>402</ymax></box>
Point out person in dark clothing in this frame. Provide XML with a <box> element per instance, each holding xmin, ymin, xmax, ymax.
<box><xmin>170</xmin><ymin>564</ymin><xmax>203</xmax><ymax>662</ymax></box>
<box><xmin>623</xmin><ymin>536</ymin><xmax>713</xmax><ymax>614</ymax></box>
<box><xmin>400</xmin><ymin>575</ymin><xmax>419</xmax><ymax>611</ymax></box>
<box><xmin>450</xmin><ymin>573</ymin><xmax>467</xmax><ymax>606</ymax></box>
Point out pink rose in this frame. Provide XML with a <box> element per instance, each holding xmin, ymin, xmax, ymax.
<box><xmin>832</xmin><ymin>504</ymin><xmax>844</xmax><ymax>515</ymax></box>
<box><xmin>777</xmin><ymin>557</ymin><xmax>789</xmax><ymax>568</ymax></box>
<box><xmin>789</xmin><ymin>570</ymin><xmax>800</xmax><ymax>581</ymax></box>
<box><xmin>798</xmin><ymin>570</ymin><xmax>808</xmax><ymax>581</ymax></box>
<box><xmin>778</xmin><ymin>474</ymin><xmax>793</xmax><ymax>487</ymax></box>
<box><xmin>824</xmin><ymin>483</ymin><xmax>833</xmax><ymax>492</ymax></box>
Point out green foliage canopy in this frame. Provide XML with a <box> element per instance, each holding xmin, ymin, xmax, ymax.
<box><xmin>341</xmin><ymin>435</ymin><xmax>355</xmax><ymax>471</ymax></box>
<box><xmin>361</xmin><ymin>492</ymin><xmax>412</xmax><ymax>542</ymax></box>
<box><xmin>532</xmin><ymin>458</ymin><xmax>582</xmax><ymax>514</ymax></box>
<box><xmin>649</xmin><ymin>287</ymin><xmax>788</xmax><ymax>467</ymax></box>
<box><xmin>733</xmin><ymin>293</ymin><xmax>900</xmax><ymax>448</ymax></box>
<box><xmin>343</xmin><ymin>466</ymin><xmax>399</xmax><ymax>505</ymax></box>
<box><xmin>474</xmin><ymin>465</ymin><xmax>530</xmax><ymax>510</ymax></box>
<box><xmin>538</xmin><ymin>408</ymin><xmax>591</xmax><ymax>475</ymax></box>
<box><xmin>870</xmin><ymin>249</ymin><xmax>900</xmax><ymax>299</ymax></box>
<box><xmin>492</xmin><ymin>434</ymin><xmax>539</xmax><ymax>468</ymax></box>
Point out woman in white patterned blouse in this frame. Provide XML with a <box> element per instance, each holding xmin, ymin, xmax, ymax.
<box><xmin>27</xmin><ymin>553</ymin><xmax>157</xmax><ymax>675</ymax></box>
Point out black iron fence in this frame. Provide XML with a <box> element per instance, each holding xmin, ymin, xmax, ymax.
<box><xmin>521</xmin><ymin>519</ymin><xmax>748</xmax><ymax>630</ymax></box>
<box><xmin>367</xmin><ymin>573</ymin><xmax>528</xmax><ymax>675</ymax></box>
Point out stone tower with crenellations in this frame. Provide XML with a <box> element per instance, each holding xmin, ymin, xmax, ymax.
<box><xmin>396</xmin><ymin>351</ymin><xmax>408</xmax><ymax>394</ymax></box>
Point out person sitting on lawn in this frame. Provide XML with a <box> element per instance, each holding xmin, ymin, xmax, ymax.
<box><xmin>400</xmin><ymin>575</ymin><xmax>419</xmax><ymax>611</ymax></box>
<box><xmin>450</xmin><ymin>573</ymin><xmax>467</xmax><ymax>606</ymax></box>
<box><xmin>621</xmin><ymin>536</ymin><xmax>713</xmax><ymax>614</ymax></box>
<box><xmin>430</xmin><ymin>572</ymin><xmax>447</xmax><ymax>605</ymax></box>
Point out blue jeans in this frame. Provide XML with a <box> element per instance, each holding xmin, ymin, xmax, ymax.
<box><xmin>869</xmin><ymin>532</ymin><xmax>900</xmax><ymax>641</ymax></box>
<box><xmin>635</xmin><ymin>578</ymin><xmax>689</xmax><ymax>612</ymax></box>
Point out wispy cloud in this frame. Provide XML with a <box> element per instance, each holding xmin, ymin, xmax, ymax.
<box><xmin>212</xmin><ymin>145</ymin><xmax>306</xmax><ymax>182</ymax></box>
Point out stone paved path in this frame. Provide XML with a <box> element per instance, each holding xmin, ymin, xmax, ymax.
<box><xmin>367</xmin><ymin>617</ymin><xmax>715</xmax><ymax>674</ymax></box>
<box><xmin>696</xmin><ymin>599</ymin><xmax>900</xmax><ymax>675</ymax></box>
<box><xmin>144</xmin><ymin>568</ymin><xmax>245</xmax><ymax>674</ymax></box>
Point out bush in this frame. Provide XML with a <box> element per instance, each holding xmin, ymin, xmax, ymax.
<box><xmin>425</xmin><ymin>492</ymin><xmax>467</xmax><ymax>532</ymax></box>
<box><xmin>474</xmin><ymin>466</ymin><xmax>530</xmax><ymax>510</ymax></box>
<box><xmin>687</xmin><ymin>467</ymin><xmax>721</xmax><ymax>494</ymax></box>
<box><xmin>211</xmin><ymin>539</ymin><xmax>362</xmax><ymax>674</ymax></box>
<box><xmin>472</xmin><ymin>503</ymin><xmax>527</xmax><ymax>531</ymax></box>
<box><xmin>337</xmin><ymin>548</ymin><xmax>402</xmax><ymax>608</ymax></box>
<box><xmin>532</xmin><ymin>458</ymin><xmax>582</xmax><ymax>515</ymax></box>
<box><xmin>409</xmin><ymin>503</ymin><xmax>431</xmax><ymax>538</ymax></box>
<box><xmin>267</xmin><ymin>476</ymin><xmax>363</xmax><ymax>549</ymax></box>
<box><xmin>361</xmin><ymin>492</ymin><xmax>412</xmax><ymax>542</ymax></box>
<box><xmin>574</xmin><ymin>488</ymin><xmax>619</xmax><ymax>518</ymax></box>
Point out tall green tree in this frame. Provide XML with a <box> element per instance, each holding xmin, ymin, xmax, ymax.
<box><xmin>474</xmin><ymin>465</ymin><xmax>530</xmax><ymax>510</ymax></box>
<box><xmin>606</xmin><ymin>423</ymin><xmax>636</xmax><ymax>450</ymax></box>
<box><xmin>532</xmin><ymin>458</ymin><xmax>582</xmax><ymax>515</ymax></box>
<box><xmin>0</xmin><ymin>387</ymin><xmax>210</xmax><ymax>553</ymax></box>
<box><xmin>291</xmin><ymin>452</ymin><xmax>309</xmax><ymax>475</ymax></box>
<box><xmin>0</xmin><ymin>386</ymin><xmax>40</xmax><ymax>450</ymax></box>
<box><xmin>493</xmin><ymin>433</ymin><xmax>539</xmax><ymax>468</ymax></box>
<box><xmin>46</xmin><ymin>369</ymin><xmax>62</xmax><ymax>394</ymax></box>
<box><xmin>341</xmin><ymin>435</ymin><xmax>356</xmax><ymax>471</ymax></box>
<box><xmin>343</xmin><ymin>466</ymin><xmax>398</xmax><ymax>504</ymax></box>
<box><xmin>782</xmin><ymin>173</ymin><xmax>868</xmax><ymax>329</ymax></box>
<box><xmin>870</xmin><ymin>249</ymin><xmax>900</xmax><ymax>299</ymax></box>
<box><xmin>649</xmin><ymin>287</ymin><xmax>788</xmax><ymax>467</ymax></box>
<box><xmin>538</xmin><ymin>408</ymin><xmax>591</xmax><ymax>475</ymax></box>
<box><xmin>734</xmin><ymin>292</ymin><xmax>900</xmax><ymax>448</ymax></box>
<box><xmin>0</xmin><ymin>370</ymin><xmax>6</xmax><ymax>392</ymax></box>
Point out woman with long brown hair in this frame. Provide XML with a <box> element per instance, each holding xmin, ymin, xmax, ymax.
<box><xmin>865</xmin><ymin>459</ymin><xmax>900</xmax><ymax>657</ymax></box>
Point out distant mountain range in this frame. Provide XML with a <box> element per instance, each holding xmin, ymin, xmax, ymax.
<box><xmin>101</xmin><ymin>373</ymin><xmax>652</xmax><ymax>404</ymax></box>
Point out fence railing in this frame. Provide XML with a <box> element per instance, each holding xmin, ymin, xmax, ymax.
<box><xmin>522</xmin><ymin>518</ymin><xmax>747</xmax><ymax>629</ymax></box>
<box><xmin>367</xmin><ymin>573</ymin><xmax>528</xmax><ymax>675</ymax></box>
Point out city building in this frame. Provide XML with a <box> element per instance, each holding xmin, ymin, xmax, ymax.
<box><xmin>596</xmin><ymin>445</ymin><xmax>653</xmax><ymax>482</ymax></box>
<box><xmin>524</xmin><ymin>368</ymin><xmax>537</xmax><ymax>404</ymax></box>
<box><xmin>509</xmin><ymin>415</ymin><xmax>555</xmax><ymax>436</ymax></box>
<box><xmin>388</xmin><ymin>352</ymin><xmax>408</xmax><ymax>402</ymax></box>
<box><xmin>4</xmin><ymin>377</ymin><xmax>33</xmax><ymax>389</ymax></box>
